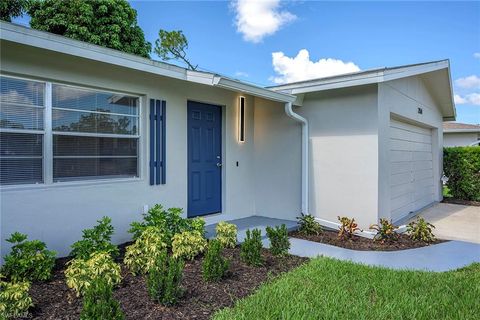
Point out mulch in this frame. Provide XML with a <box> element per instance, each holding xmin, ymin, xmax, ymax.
<box><xmin>442</xmin><ymin>198</ymin><xmax>480</xmax><ymax>207</ymax></box>
<box><xmin>289</xmin><ymin>229</ymin><xmax>444</xmax><ymax>251</ymax></box>
<box><xmin>28</xmin><ymin>246</ymin><xmax>307</xmax><ymax>320</ymax></box>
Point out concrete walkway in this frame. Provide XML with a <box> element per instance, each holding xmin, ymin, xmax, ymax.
<box><xmin>263</xmin><ymin>238</ymin><xmax>480</xmax><ymax>272</ymax></box>
<box><xmin>413</xmin><ymin>203</ymin><xmax>480</xmax><ymax>244</ymax></box>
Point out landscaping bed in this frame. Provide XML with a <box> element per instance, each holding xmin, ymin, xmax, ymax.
<box><xmin>289</xmin><ymin>229</ymin><xmax>445</xmax><ymax>251</ymax></box>
<box><xmin>28</xmin><ymin>246</ymin><xmax>307</xmax><ymax>320</ymax></box>
<box><xmin>442</xmin><ymin>197</ymin><xmax>480</xmax><ymax>207</ymax></box>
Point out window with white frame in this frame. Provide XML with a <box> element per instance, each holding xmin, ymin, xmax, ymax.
<box><xmin>0</xmin><ymin>75</ymin><xmax>140</xmax><ymax>185</ymax></box>
<box><xmin>0</xmin><ymin>76</ymin><xmax>45</xmax><ymax>185</ymax></box>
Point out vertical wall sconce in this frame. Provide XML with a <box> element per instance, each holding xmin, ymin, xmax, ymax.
<box><xmin>238</xmin><ymin>96</ymin><xmax>245</xmax><ymax>143</ymax></box>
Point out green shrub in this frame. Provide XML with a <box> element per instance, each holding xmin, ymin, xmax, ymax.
<box><xmin>70</xmin><ymin>216</ymin><xmax>119</xmax><ymax>260</ymax></box>
<box><xmin>80</xmin><ymin>278</ymin><xmax>124</xmax><ymax>320</ymax></box>
<box><xmin>240</xmin><ymin>229</ymin><xmax>263</xmax><ymax>266</ymax></box>
<box><xmin>407</xmin><ymin>217</ymin><xmax>436</xmax><ymax>243</ymax></box>
<box><xmin>297</xmin><ymin>214</ymin><xmax>322</xmax><ymax>236</ymax></box>
<box><xmin>202</xmin><ymin>240</ymin><xmax>229</xmax><ymax>282</ymax></box>
<box><xmin>124</xmin><ymin>227</ymin><xmax>167</xmax><ymax>275</ymax></box>
<box><xmin>129</xmin><ymin>205</ymin><xmax>203</xmax><ymax>245</ymax></box>
<box><xmin>370</xmin><ymin>219</ymin><xmax>399</xmax><ymax>243</ymax></box>
<box><xmin>65</xmin><ymin>251</ymin><xmax>122</xmax><ymax>297</ymax></box>
<box><xmin>1</xmin><ymin>232</ymin><xmax>56</xmax><ymax>282</ymax></box>
<box><xmin>147</xmin><ymin>252</ymin><xmax>184</xmax><ymax>306</ymax></box>
<box><xmin>172</xmin><ymin>231</ymin><xmax>207</xmax><ymax>260</ymax></box>
<box><xmin>443</xmin><ymin>146</ymin><xmax>480</xmax><ymax>201</ymax></box>
<box><xmin>266</xmin><ymin>224</ymin><xmax>290</xmax><ymax>256</ymax></box>
<box><xmin>215</xmin><ymin>221</ymin><xmax>237</xmax><ymax>248</ymax></box>
<box><xmin>337</xmin><ymin>216</ymin><xmax>361</xmax><ymax>240</ymax></box>
<box><xmin>0</xmin><ymin>276</ymin><xmax>33</xmax><ymax>319</ymax></box>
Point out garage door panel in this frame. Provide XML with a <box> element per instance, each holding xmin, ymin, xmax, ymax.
<box><xmin>389</xmin><ymin>119</ymin><xmax>434</xmax><ymax>221</ymax></box>
<box><xmin>390</xmin><ymin>127</ymin><xmax>432</xmax><ymax>144</ymax></box>
<box><xmin>391</xmin><ymin>172</ymin><xmax>413</xmax><ymax>186</ymax></box>
<box><xmin>390</xmin><ymin>150</ymin><xmax>413</xmax><ymax>162</ymax></box>
<box><xmin>390</xmin><ymin>139</ymin><xmax>432</xmax><ymax>152</ymax></box>
<box><xmin>391</xmin><ymin>162</ymin><xmax>413</xmax><ymax>175</ymax></box>
<box><xmin>413</xmin><ymin>151</ymin><xmax>432</xmax><ymax>161</ymax></box>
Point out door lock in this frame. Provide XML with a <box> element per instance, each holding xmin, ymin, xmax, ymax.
<box><xmin>216</xmin><ymin>163</ymin><xmax>223</xmax><ymax>167</ymax></box>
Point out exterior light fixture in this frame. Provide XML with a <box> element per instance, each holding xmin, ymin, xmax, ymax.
<box><xmin>238</xmin><ymin>96</ymin><xmax>245</xmax><ymax>142</ymax></box>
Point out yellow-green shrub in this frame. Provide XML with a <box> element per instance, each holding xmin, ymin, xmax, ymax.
<box><xmin>215</xmin><ymin>222</ymin><xmax>237</xmax><ymax>248</ymax></box>
<box><xmin>0</xmin><ymin>276</ymin><xmax>33</xmax><ymax>319</ymax></box>
<box><xmin>172</xmin><ymin>231</ymin><xmax>207</xmax><ymax>260</ymax></box>
<box><xmin>65</xmin><ymin>252</ymin><xmax>121</xmax><ymax>297</ymax></box>
<box><xmin>124</xmin><ymin>226</ymin><xmax>168</xmax><ymax>275</ymax></box>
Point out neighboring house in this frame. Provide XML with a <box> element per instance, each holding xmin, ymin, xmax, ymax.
<box><xmin>443</xmin><ymin>122</ymin><xmax>480</xmax><ymax>147</ymax></box>
<box><xmin>0</xmin><ymin>22</ymin><xmax>455</xmax><ymax>259</ymax></box>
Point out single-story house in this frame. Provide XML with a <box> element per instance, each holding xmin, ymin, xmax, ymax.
<box><xmin>0</xmin><ymin>21</ymin><xmax>455</xmax><ymax>259</ymax></box>
<box><xmin>443</xmin><ymin>122</ymin><xmax>480</xmax><ymax>147</ymax></box>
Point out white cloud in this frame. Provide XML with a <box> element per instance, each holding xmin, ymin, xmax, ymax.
<box><xmin>270</xmin><ymin>49</ymin><xmax>361</xmax><ymax>84</ymax></box>
<box><xmin>454</xmin><ymin>93</ymin><xmax>480</xmax><ymax>105</ymax></box>
<box><xmin>234</xmin><ymin>71</ymin><xmax>249</xmax><ymax>78</ymax></box>
<box><xmin>474</xmin><ymin>52</ymin><xmax>480</xmax><ymax>59</ymax></box>
<box><xmin>455</xmin><ymin>75</ymin><xmax>480</xmax><ymax>89</ymax></box>
<box><xmin>233</xmin><ymin>0</ymin><xmax>296</xmax><ymax>43</ymax></box>
<box><xmin>454</xmin><ymin>94</ymin><xmax>467</xmax><ymax>104</ymax></box>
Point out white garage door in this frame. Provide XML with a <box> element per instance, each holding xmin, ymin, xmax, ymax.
<box><xmin>390</xmin><ymin>119</ymin><xmax>434</xmax><ymax>221</ymax></box>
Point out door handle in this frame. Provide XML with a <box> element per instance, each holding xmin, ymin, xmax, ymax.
<box><xmin>216</xmin><ymin>163</ymin><xmax>222</xmax><ymax>167</ymax></box>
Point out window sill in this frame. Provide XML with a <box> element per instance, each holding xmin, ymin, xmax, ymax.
<box><xmin>0</xmin><ymin>177</ymin><xmax>145</xmax><ymax>192</ymax></box>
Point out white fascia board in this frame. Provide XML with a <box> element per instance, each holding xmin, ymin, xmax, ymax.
<box><xmin>0</xmin><ymin>22</ymin><xmax>188</xmax><ymax>81</ymax></box>
<box><xmin>1</xmin><ymin>22</ymin><xmax>295</xmax><ymax>103</ymax></box>
<box><xmin>215</xmin><ymin>77</ymin><xmax>297</xmax><ymax>103</ymax></box>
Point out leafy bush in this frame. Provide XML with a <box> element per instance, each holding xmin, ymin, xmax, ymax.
<box><xmin>65</xmin><ymin>251</ymin><xmax>122</xmax><ymax>297</ymax></box>
<box><xmin>240</xmin><ymin>229</ymin><xmax>263</xmax><ymax>266</ymax></box>
<box><xmin>124</xmin><ymin>227</ymin><xmax>167</xmax><ymax>275</ymax></box>
<box><xmin>1</xmin><ymin>232</ymin><xmax>56</xmax><ymax>282</ymax></box>
<box><xmin>147</xmin><ymin>252</ymin><xmax>184</xmax><ymax>306</ymax></box>
<box><xmin>443</xmin><ymin>146</ymin><xmax>480</xmax><ymax>201</ymax></box>
<box><xmin>215</xmin><ymin>221</ymin><xmax>237</xmax><ymax>248</ymax></box>
<box><xmin>407</xmin><ymin>217</ymin><xmax>436</xmax><ymax>243</ymax></box>
<box><xmin>202</xmin><ymin>239</ymin><xmax>229</xmax><ymax>282</ymax></box>
<box><xmin>297</xmin><ymin>214</ymin><xmax>322</xmax><ymax>236</ymax></box>
<box><xmin>337</xmin><ymin>216</ymin><xmax>361</xmax><ymax>240</ymax></box>
<box><xmin>0</xmin><ymin>276</ymin><xmax>33</xmax><ymax>319</ymax></box>
<box><xmin>370</xmin><ymin>219</ymin><xmax>399</xmax><ymax>243</ymax></box>
<box><xmin>80</xmin><ymin>278</ymin><xmax>124</xmax><ymax>320</ymax></box>
<box><xmin>266</xmin><ymin>224</ymin><xmax>290</xmax><ymax>256</ymax></box>
<box><xmin>129</xmin><ymin>205</ymin><xmax>203</xmax><ymax>245</ymax></box>
<box><xmin>172</xmin><ymin>231</ymin><xmax>207</xmax><ymax>260</ymax></box>
<box><xmin>70</xmin><ymin>216</ymin><xmax>119</xmax><ymax>260</ymax></box>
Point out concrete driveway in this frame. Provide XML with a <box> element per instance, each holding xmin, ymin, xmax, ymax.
<box><xmin>413</xmin><ymin>203</ymin><xmax>480</xmax><ymax>244</ymax></box>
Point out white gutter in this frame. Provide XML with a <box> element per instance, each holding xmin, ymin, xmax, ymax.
<box><xmin>284</xmin><ymin>102</ymin><xmax>309</xmax><ymax>215</ymax></box>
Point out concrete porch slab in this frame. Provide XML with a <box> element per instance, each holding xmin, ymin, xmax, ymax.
<box><xmin>206</xmin><ymin>216</ymin><xmax>297</xmax><ymax>242</ymax></box>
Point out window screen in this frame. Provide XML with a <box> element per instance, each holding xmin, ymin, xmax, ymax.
<box><xmin>52</xmin><ymin>85</ymin><xmax>139</xmax><ymax>182</ymax></box>
<box><xmin>0</xmin><ymin>76</ymin><xmax>45</xmax><ymax>185</ymax></box>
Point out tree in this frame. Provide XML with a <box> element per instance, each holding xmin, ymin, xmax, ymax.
<box><xmin>0</xmin><ymin>0</ymin><xmax>30</xmax><ymax>22</ymax></box>
<box><xmin>154</xmin><ymin>30</ymin><xmax>197</xmax><ymax>70</ymax></box>
<box><xmin>28</xmin><ymin>0</ymin><xmax>151</xmax><ymax>58</ymax></box>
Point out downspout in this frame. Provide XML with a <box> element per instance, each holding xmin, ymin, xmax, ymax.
<box><xmin>284</xmin><ymin>102</ymin><xmax>309</xmax><ymax>215</ymax></box>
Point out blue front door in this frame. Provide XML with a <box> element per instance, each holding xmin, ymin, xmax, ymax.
<box><xmin>187</xmin><ymin>101</ymin><xmax>222</xmax><ymax>217</ymax></box>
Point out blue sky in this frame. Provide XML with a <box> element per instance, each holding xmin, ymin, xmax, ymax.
<box><xmin>14</xmin><ymin>1</ymin><xmax>480</xmax><ymax>124</ymax></box>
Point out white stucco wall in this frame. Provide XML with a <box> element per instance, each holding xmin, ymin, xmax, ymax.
<box><xmin>379</xmin><ymin>75</ymin><xmax>444</xmax><ymax>222</ymax></box>
<box><xmin>253</xmin><ymin>97</ymin><xmax>302</xmax><ymax>221</ymax></box>
<box><xmin>0</xmin><ymin>41</ymin><xmax>262</xmax><ymax>259</ymax></box>
<box><xmin>444</xmin><ymin>132</ymin><xmax>480</xmax><ymax>147</ymax></box>
<box><xmin>296</xmin><ymin>85</ymin><xmax>379</xmax><ymax>229</ymax></box>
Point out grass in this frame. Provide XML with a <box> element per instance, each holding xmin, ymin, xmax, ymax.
<box><xmin>214</xmin><ymin>257</ymin><xmax>480</xmax><ymax>320</ymax></box>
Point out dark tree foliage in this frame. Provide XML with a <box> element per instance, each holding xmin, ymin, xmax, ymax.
<box><xmin>28</xmin><ymin>0</ymin><xmax>151</xmax><ymax>58</ymax></box>
<box><xmin>0</xmin><ymin>0</ymin><xmax>30</xmax><ymax>22</ymax></box>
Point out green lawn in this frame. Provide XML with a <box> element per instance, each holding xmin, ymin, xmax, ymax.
<box><xmin>214</xmin><ymin>258</ymin><xmax>480</xmax><ymax>320</ymax></box>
